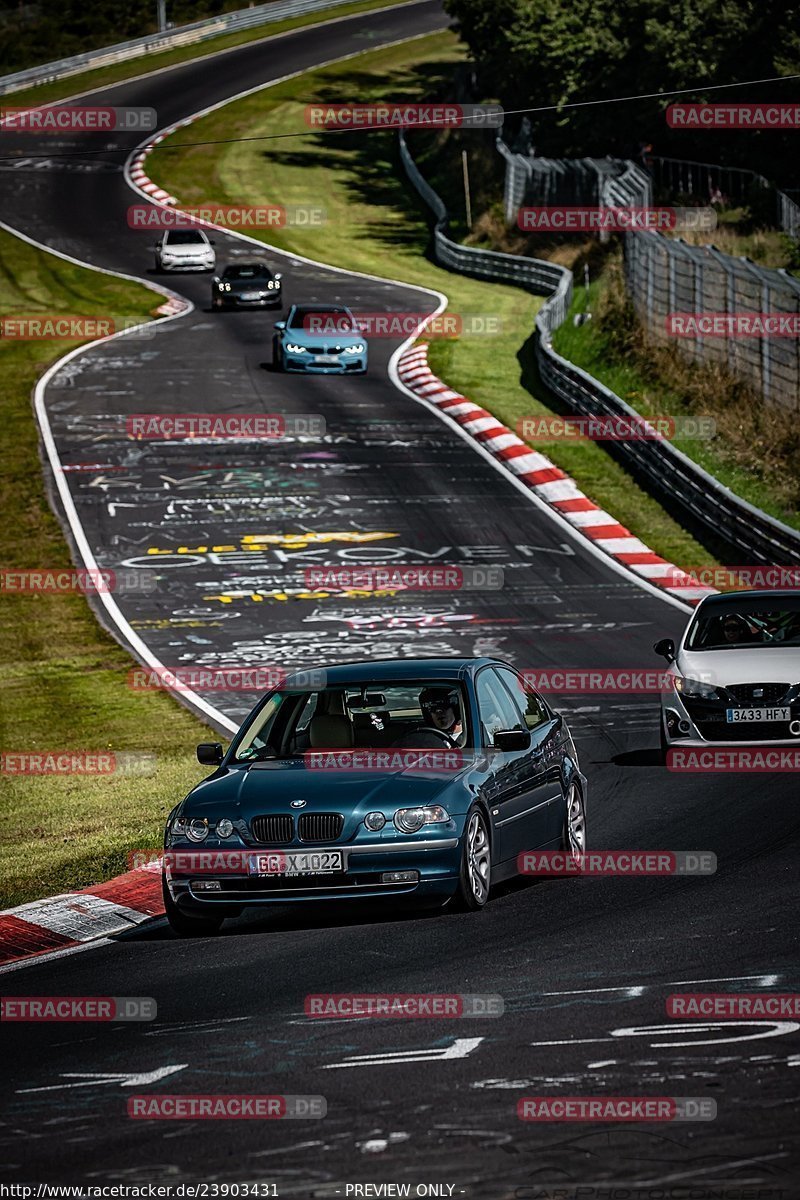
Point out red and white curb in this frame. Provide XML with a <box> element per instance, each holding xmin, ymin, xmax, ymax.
<box><xmin>398</xmin><ymin>343</ymin><xmax>717</xmax><ymax>605</ymax></box>
<box><xmin>0</xmin><ymin>865</ymin><xmax>163</xmax><ymax>967</ymax></box>
<box><xmin>129</xmin><ymin>131</ymin><xmax>180</xmax><ymax>205</ymax></box>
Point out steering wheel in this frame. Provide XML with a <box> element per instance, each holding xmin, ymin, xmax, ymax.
<box><xmin>391</xmin><ymin>726</ymin><xmax>458</xmax><ymax>749</ymax></box>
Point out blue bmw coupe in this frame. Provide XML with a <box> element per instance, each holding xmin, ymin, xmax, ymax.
<box><xmin>272</xmin><ymin>303</ymin><xmax>367</xmax><ymax>373</ymax></box>
<box><xmin>162</xmin><ymin>657</ymin><xmax>587</xmax><ymax>935</ymax></box>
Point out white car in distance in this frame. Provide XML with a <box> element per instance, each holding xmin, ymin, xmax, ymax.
<box><xmin>154</xmin><ymin>229</ymin><xmax>216</xmax><ymax>273</ymax></box>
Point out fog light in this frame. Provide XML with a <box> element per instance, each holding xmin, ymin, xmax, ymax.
<box><xmin>381</xmin><ymin>870</ymin><xmax>419</xmax><ymax>884</ymax></box>
<box><xmin>193</xmin><ymin>880</ymin><xmax>222</xmax><ymax>891</ymax></box>
<box><xmin>679</xmin><ymin>720</ymin><xmax>691</xmax><ymax>733</ymax></box>
<box><xmin>364</xmin><ymin>811</ymin><xmax>386</xmax><ymax>831</ymax></box>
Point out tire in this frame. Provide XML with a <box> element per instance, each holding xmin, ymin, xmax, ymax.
<box><xmin>560</xmin><ymin>780</ymin><xmax>587</xmax><ymax>856</ymax></box>
<box><xmin>451</xmin><ymin>806</ymin><xmax>492</xmax><ymax>911</ymax></box>
<box><xmin>162</xmin><ymin>876</ymin><xmax>223</xmax><ymax>938</ymax></box>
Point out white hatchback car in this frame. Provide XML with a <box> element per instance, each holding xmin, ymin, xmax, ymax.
<box><xmin>655</xmin><ymin>590</ymin><xmax>800</xmax><ymax>753</ymax></box>
<box><xmin>154</xmin><ymin>229</ymin><xmax>216</xmax><ymax>273</ymax></box>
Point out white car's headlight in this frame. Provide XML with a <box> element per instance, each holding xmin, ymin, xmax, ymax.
<box><xmin>393</xmin><ymin>806</ymin><xmax>450</xmax><ymax>833</ymax></box>
<box><xmin>674</xmin><ymin>676</ymin><xmax>720</xmax><ymax>700</ymax></box>
<box><xmin>285</xmin><ymin>343</ymin><xmax>308</xmax><ymax>354</ymax></box>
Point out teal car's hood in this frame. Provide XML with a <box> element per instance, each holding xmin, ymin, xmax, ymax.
<box><xmin>181</xmin><ymin>756</ymin><xmax>478</xmax><ymax>828</ymax></box>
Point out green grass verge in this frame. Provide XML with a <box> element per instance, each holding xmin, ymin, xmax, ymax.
<box><xmin>6</xmin><ymin>0</ymin><xmax>418</xmax><ymax>109</ymax></box>
<box><xmin>0</xmin><ymin>229</ymin><xmax>216</xmax><ymax>909</ymax></box>
<box><xmin>147</xmin><ymin>30</ymin><xmax>719</xmax><ymax>571</ymax></box>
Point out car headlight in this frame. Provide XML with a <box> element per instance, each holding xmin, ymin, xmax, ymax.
<box><xmin>674</xmin><ymin>676</ymin><xmax>720</xmax><ymax>700</ymax></box>
<box><xmin>186</xmin><ymin>818</ymin><xmax>209</xmax><ymax>842</ymax></box>
<box><xmin>345</xmin><ymin>343</ymin><xmax>366</xmax><ymax>354</ymax></box>
<box><xmin>216</xmin><ymin>819</ymin><xmax>234</xmax><ymax>838</ymax></box>
<box><xmin>393</xmin><ymin>806</ymin><xmax>450</xmax><ymax>833</ymax></box>
<box><xmin>285</xmin><ymin>343</ymin><xmax>308</xmax><ymax>354</ymax></box>
<box><xmin>171</xmin><ymin>816</ymin><xmax>187</xmax><ymax>836</ymax></box>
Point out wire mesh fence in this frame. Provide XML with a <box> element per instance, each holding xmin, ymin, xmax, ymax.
<box><xmin>499</xmin><ymin>140</ymin><xmax>800</xmax><ymax>409</ymax></box>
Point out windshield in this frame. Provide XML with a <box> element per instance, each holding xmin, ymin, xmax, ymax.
<box><xmin>288</xmin><ymin>306</ymin><xmax>356</xmax><ymax>332</ymax></box>
<box><xmin>223</xmin><ymin>265</ymin><xmax>271</xmax><ymax>280</ymax></box>
<box><xmin>233</xmin><ymin>681</ymin><xmax>469</xmax><ymax>761</ymax></box>
<box><xmin>166</xmin><ymin>230</ymin><xmax>206</xmax><ymax>245</ymax></box>
<box><xmin>685</xmin><ymin>598</ymin><xmax>800</xmax><ymax>650</ymax></box>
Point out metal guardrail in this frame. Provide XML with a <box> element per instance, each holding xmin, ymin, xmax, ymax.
<box><xmin>0</xmin><ymin>0</ymin><xmax>368</xmax><ymax>95</ymax></box>
<box><xmin>398</xmin><ymin>131</ymin><xmax>800</xmax><ymax>565</ymax></box>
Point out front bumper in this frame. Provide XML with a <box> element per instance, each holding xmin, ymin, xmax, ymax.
<box><xmin>282</xmin><ymin>353</ymin><xmax>367</xmax><ymax>374</ymax></box>
<box><xmin>661</xmin><ymin>693</ymin><xmax>800</xmax><ymax>746</ymax></box>
<box><xmin>215</xmin><ymin>293</ymin><xmax>281</xmax><ymax>308</ymax></box>
<box><xmin>161</xmin><ymin>259</ymin><xmax>214</xmax><ymax>272</ymax></box>
<box><xmin>164</xmin><ymin>837</ymin><xmax>461</xmax><ymax>908</ymax></box>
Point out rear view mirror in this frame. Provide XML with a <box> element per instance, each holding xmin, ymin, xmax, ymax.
<box><xmin>347</xmin><ymin>692</ymin><xmax>387</xmax><ymax>709</ymax></box>
<box><xmin>654</xmin><ymin>638</ymin><xmax>676</xmax><ymax>662</ymax></box>
<box><xmin>197</xmin><ymin>742</ymin><xmax>224</xmax><ymax>765</ymax></box>
<box><xmin>494</xmin><ymin>729</ymin><xmax>531</xmax><ymax>751</ymax></box>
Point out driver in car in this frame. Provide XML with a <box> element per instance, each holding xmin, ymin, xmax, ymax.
<box><xmin>419</xmin><ymin>687</ymin><xmax>465</xmax><ymax>745</ymax></box>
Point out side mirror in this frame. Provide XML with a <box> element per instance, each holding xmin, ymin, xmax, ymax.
<box><xmin>209</xmin><ymin>239</ymin><xmax>217</xmax><ymax>245</ymax></box>
<box><xmin>273</xmin><ymin>321</ymin><xmax>286</xmax><ymax>330</ymax></box>
<box><xmin>197</xmin><ymin>742</ymin><xmax>224</xmax><ymax>765</ymax></box>
<box><xmin>494</xmin><ymin>729</ymin><xmax>531</xmax><ymax>752</ymax></box>
<box><xmin>654</xmin><ymin>638</ymin><xmax>676</xmax><ymax>662</ymax></box>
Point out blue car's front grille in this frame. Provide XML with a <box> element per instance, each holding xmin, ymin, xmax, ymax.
<box><xmin>250</xmin><ymin>815</ymin><xmax>293</xmax><ymax>844</ymax></box>
<box><xmin>298</xmin><ymin>813</ymin><xmax>344</xmax><ymax>843</ymax></box>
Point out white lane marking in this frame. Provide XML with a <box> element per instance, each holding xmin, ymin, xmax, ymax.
<box><xmin>18</xmin><ymin>1064</ymin><xmax>187</xmax><ymax>1093</ymax></box>
<box><xmin>611</xmin><ymin>1021</ymin><xmax>799</xmax><ymax>1048</ymax></box>
<box><xmin>529</xmin><ymin>1021</ymin><xmax>799</xmax><ymax>1049</ymax></box>
<box><xmin>540</xmin><ymin>973</ymin><xmax>783</xmax><ymax>997</ymax></box>
<box><xmin>322</xmin><ymin>1037</ymin><xmax>484</xmax><ymax>1069</ymax></box>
